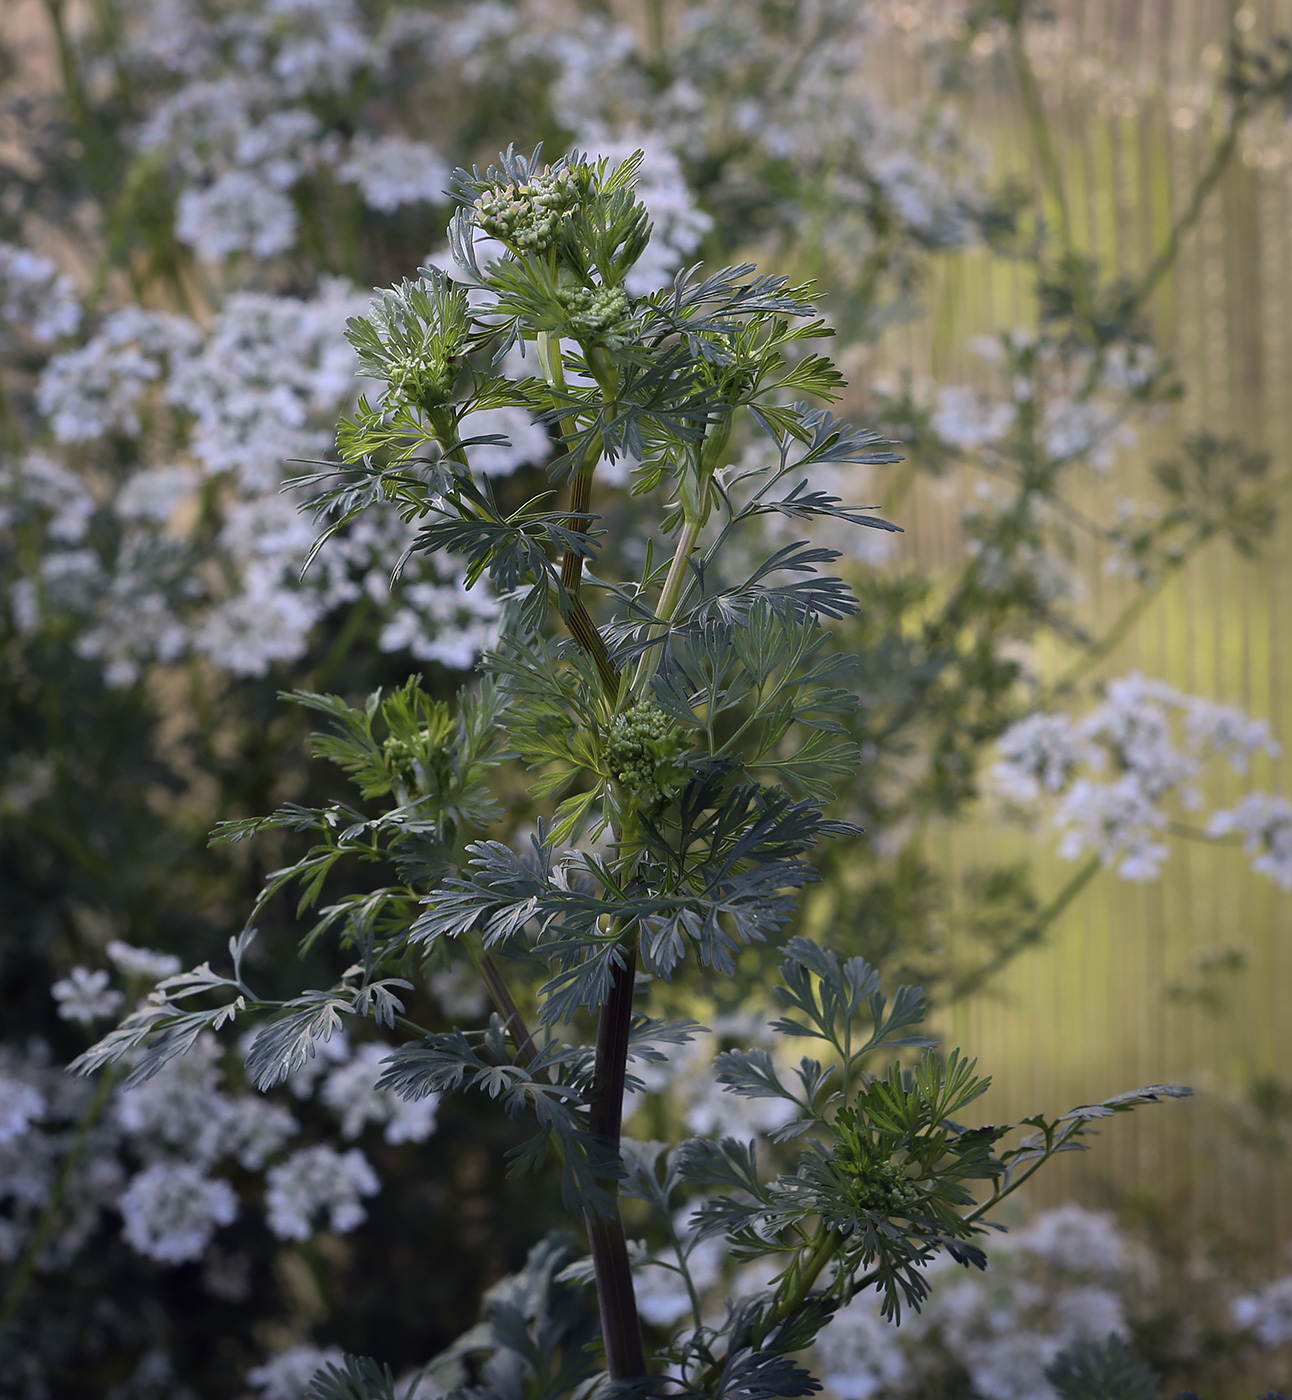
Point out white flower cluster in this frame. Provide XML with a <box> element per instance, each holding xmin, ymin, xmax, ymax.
<box><xmin>994</xmin><ymin>674</ymin><xmax>1284</xmax><ymax>883</ymax></box>
<box><xmin>1231</xmin><ymin>1272</ymin><xmax>1292</xmax><ymax>1348</ymax></box>
<box><xmin>624</xmin><ymin>1011</ymin><xmax>793</xmax><ymax>1144</ymax></box>
<box><xmin>264</xmin><ymin>1144</ymin><xmax>379</xmax><ymax>1240</ymax></box>
<box><xmin>1207</xmin><ymin>794</ymin><xmax>1292</xmax><ymax>891</ymax></box>
<box><xmin>0</xmin><ymin>243</ymin><xmax>82</xmax><ymax>344</ymax></box>
<box><xmin>815</xmin><ymin>1205</ymin><xmax>1146</xmax><ymax>1400</ymax></box>
<box><xmin>10</xmin><ymin>275</ymin><xmax>530</xmax><ymax>683</ymax></box>
<box><xmin>932</xmin><ymin>332</ymin><xmax>1153</xmax><ymax>474</ymax></box>
<box><xmin>119</xmin><ymin>1161</ymin><xmax>238</xmax><ymax>1263</ymax></box>
<box><xmin>127</xmin><ymin>0</ymin><xmax>448</xmax><ymax>263</ymax></box>
<box><xmin>16</xmin><ymin>958</ymin><xmax>443</xmax><ymax>1273</ymax></box>
<box><xmin>319</xmin><ymin>1042</ymin><xmax>440</xmax><ymax>1144</ymax></box>
<box><xmin>247</xmin><ymin>1345</ymin><xmax>347</xmax><ymax>1400</ymax></box>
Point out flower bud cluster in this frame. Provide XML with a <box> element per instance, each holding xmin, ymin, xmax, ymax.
<box><xmin>384</xmin><ymin>348</ymin><xmax>456</xmax><ymax>411</ymax></box>
<box><xmin>841</xmin><ymin>1157</ymin><xmax>922</xmax><ymax>1216</ymax></box>
<box><xmin>556</xmin><ymin>283</ymin><xmax>631</xmax><ymax>346</ymax></box>
<box><xmin>832</xmin><ymin>1107</ymin><xmax>923</xmax><ymax>1218</ymax></box>
<box><xmin>474</xmin><ymin>166</ymin><xmax>579</xmax><ymax>254</ymax></box>
<box><xmin>604</xmin><ymin>701</ymin><xmax>687</xmax><ymax>804</ymax></box>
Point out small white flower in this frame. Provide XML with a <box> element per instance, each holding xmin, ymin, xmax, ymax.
<box><xmin>0</xmin><ymin>1075</ymin><xmax>45</xmax><ymax>1144</ymax></box>
<box><xmin>119</xmin><ymin>1162</ymin><xmax>238</xmax><ymax>1263</ymax></box>
<box><xmin>320</xmin><ymin>1043</ymin><xmax>439</xmax><ymax>1145</ymax></box>
<box><xmin>993</xmin><ymin>712</ymin><xmax>1094</xmax><ymax>802</ymax></box>
<box><xmin>176</xmin><ymin>171</ymin><xmax>298</xmax><ymax>261</ymax></box>
<box><xmin>264</xmin><ymin>1145</ymin><xmax>379</xmax><ymax>1240</ymax></box>
<box><xmin>1209</xmin><ymin>793</ymin><xmax>1292</xmax><ymax>891</ymax></box>
<box><xmin>222</xmin><ymin>1095</ymin><xmax>300</xmax><ymax>1170</ymax></box>
<box><xmin>1231</xmin><ymin>1273</ymin><xmax>1292</xmax><ymax>1348</ymax></box>
<box><xmin>52</xmin><ymin>967</ymin><xmax>124</xmax><ymax>1024</ymax></box>
<box><xmin>105</xmin><ymin>940</ymin><xmax>183</xmax><ymax>982</ymax></box>
<box><xmin>248</xmin><ymin>1345</ymin><xmax>346</xmax><ymax>1400</ymax></box>
<box><xmin>1016</xmin><ymin>1204</ymin><xmax>1128</xmax><ymax>1277</ymax></box>
<box><xmin>335</xmin><ymin>134</ymin><xmax>449</xmax><ymax>212</ymax></box>
<box><xmin>0</xmin><ymin>243</ymin><xmax>81</xmax><ymax>343</ymax></box>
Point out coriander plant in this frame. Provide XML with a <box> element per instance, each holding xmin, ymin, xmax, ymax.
<box><xmin>78</xmin><ymin>147</ymin><xmax>1189</xmax><ymax>1396</ymax></box>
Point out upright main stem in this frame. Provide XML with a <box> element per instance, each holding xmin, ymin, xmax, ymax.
<box><xmin>537</xmin><ymin>330</ymin><xmax>644</xmax><ymax>1372</ymax></box>
<box><xmin>586</xmin><ymin>945</ymin><xmax>646</xmax><ymax>1378</ymax></box>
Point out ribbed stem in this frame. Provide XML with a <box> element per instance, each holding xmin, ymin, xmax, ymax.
<box><xmin>631</xmin><ymin>517</ymin><xmax>700</xmax><ymax>695</ymax></box>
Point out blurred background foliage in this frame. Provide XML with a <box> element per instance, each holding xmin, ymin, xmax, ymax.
<box><xmin>1</xmin><ymin>0</ymin><xmax>1292</xmax><ymax>1396</ymax></box>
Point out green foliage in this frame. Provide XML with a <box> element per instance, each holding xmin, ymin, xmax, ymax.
<box><xmin>1044</xmin><ymin>1335</ymin><xmax>1160</xmax><ymax>1400</ymax></box>
<box><xmin>76</xmin><ymin>140</ymin><xmax>1194</xmax><ymax>1397</ymax></box>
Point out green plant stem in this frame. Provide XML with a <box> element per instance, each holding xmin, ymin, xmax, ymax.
<box><xmin>1007</xmin><ymin>19</ymin><xmax>1073</xmax><ymax>260</ymax></box>
<box><xmin>538</xmin><ymin>331</ymin><xmax>621</xmax><ymax>699</ymax></box>
<box><xmin>1134</xmin><ymin>107</ymin><xmax>1243</xmax><ymax>307</ymax></box>
<box><xmin>1043</xmin><ymin>557</ymin><xmax>1188</xmax><ymax>703</ymax></box>
<box><xmin>538</xmin><ymin>327</ymin><xmax>643</xmax><ymax>1373</ymax></box>
<box><xmin>765</xmin><ymin>1229</ymin><xmax>839</xmax><ymax>1334</ymax></box>
<box><xmin>949</xmin><ymin>854</ymin><xmax>1101</xmax><ymax>1002</ymax></box>
<box><xmin>585</xmin><ymin>942</ymin><xmax>646</xmax><ymax>1379</ymax></box>
<box><xmin>0</xmin><ymin>1069</ymin><xmax>115</xmax><ymax>1329</ymax></box>
<box><xmin>631</xmin><ymin>515</ymin><xmax>700</xmax><ymax>695</ymax></box>
<box><xmin>470</xmin><ymin>941</ymin><xmax>538</xmax><ymax>1066</ymax></box>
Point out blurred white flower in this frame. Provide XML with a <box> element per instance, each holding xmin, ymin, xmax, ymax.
<box><xmin>0</xmin><ymin>453</ymin><xmax>96</xmax><ymax>544</ymax></box>
<box><xmin>52</xmin><ymin>967</ymin><xmax>124</xmax><ymax>1024</ymax></box>
<box><xmin>993</xmin><ymin>713</ymin><xmax>1095</xmax><ymax>803</ymax></box>
<box><xmin>0</xmin><ymin>244</ymin><xmax>81</xmax><ymax>343</ymax></box>
<box><xmin>1015</xmin><ymin>1204</ymin><xmax>1127</xmax><ymax>1276</ymax></box>
<box><xmin>932</xmin><ymin>385</ymin><xmax>1015</xmax><ymax>452</ymax></box>
<box><xmin>1056</xmin><ymin>776</ymin><xmax>1169</xmax><ymax>881</ymax></box>
<box><xmin>176</xmin><ymin>171</ymin><xmax>298</xmax><ymax>260</ymax></box>
<box><xmin>248</xmin><ymin>1345</ymin><xmax>347</xmax><ymax>1400</ymax></box>
<box><xmin>113</xmin><ymin>466</ymin><xmax>201</xmax><ymax>525</ymax></box>
<box><xmin>37</xmin><ymin>308</ymin><xmax>201</xmax><ymax>442</ymax></box>
<box><xmin>266</xmin><ymin>0</ymin><xmax>370</xmax><ymax>98</ymax></box>
<box><xmin>264</xmin><ymin>1144</ymin><xmax>379</xmax><ymax>1240</ymax></box>
<box><xmin>336</xmin><ymin>134</ymin><xmax>449</xmax><ymax>212</ymax></box>
<box><xmin>0</xmin><ymin>1075</ymin><xmax>45</xmax><ymax>1144</ymax></box>
<box><xmin>105</xmin><ymin>940</ymin><xmax>183</xmax><ymax>981</ymax></box>
<box><xmin>222</xmin><ymin>1096</ymin><xmax>300</xmax><ymax>1170</ymax></box>
<box><xmin>119</xmin><ymin>1161</ymin><xmax>238</xmax><ymax>1262</ymax></box>
<box><xmin>1208</xmin><ymin>794</ymin><xmax>1292</xmax><ymax>891</ymax></box>
<box><xmin>320</xmin><ymin>1042</ymin><xmax>440</xmax><ymax>1145</ymax></box>
<box><xmin>813</xmin><ymin>1290</ymin><xmax>910</xmax><ymax>1399</ymax></box>
<box><xmin>1232</xmin><ymin>1273</ymin><xmax>1292</xmax><ymax>1348</ymax></box>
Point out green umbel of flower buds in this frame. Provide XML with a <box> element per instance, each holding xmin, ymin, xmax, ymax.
<box><xmin>832</xmin><ymin>1107</ymin><xmax>923</xmax><ymax>1217</ymax></box>
<box><xmin>385</xmin><ymin>349</ymin><xmax>456</xmax><ymax>411</ymax></box>
<box><xmin>555</xmin><ymin>284</ymin><xmax>631</xmax><ymax>347</ymax></box>
<box><xmin>604</xmin><ymin>702</ymin><xmax>688</xmax><ymax>804</ymax></box>
<box><xmin>474</xmin><ymin>166</ymin><xmax>579</xmax><ymax>254</ymax></box>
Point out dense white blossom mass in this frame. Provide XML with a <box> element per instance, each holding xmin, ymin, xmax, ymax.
<box><xmin>995</xmin><ymin>674</ymin><xmax>1285</xmax><ymax>885</ymax></box>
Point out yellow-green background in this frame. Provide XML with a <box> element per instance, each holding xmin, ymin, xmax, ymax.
<box><xmin>853</xmin><ymin>0</ymin><xmax>1292</xmax><ymax>1253</ymax></box>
